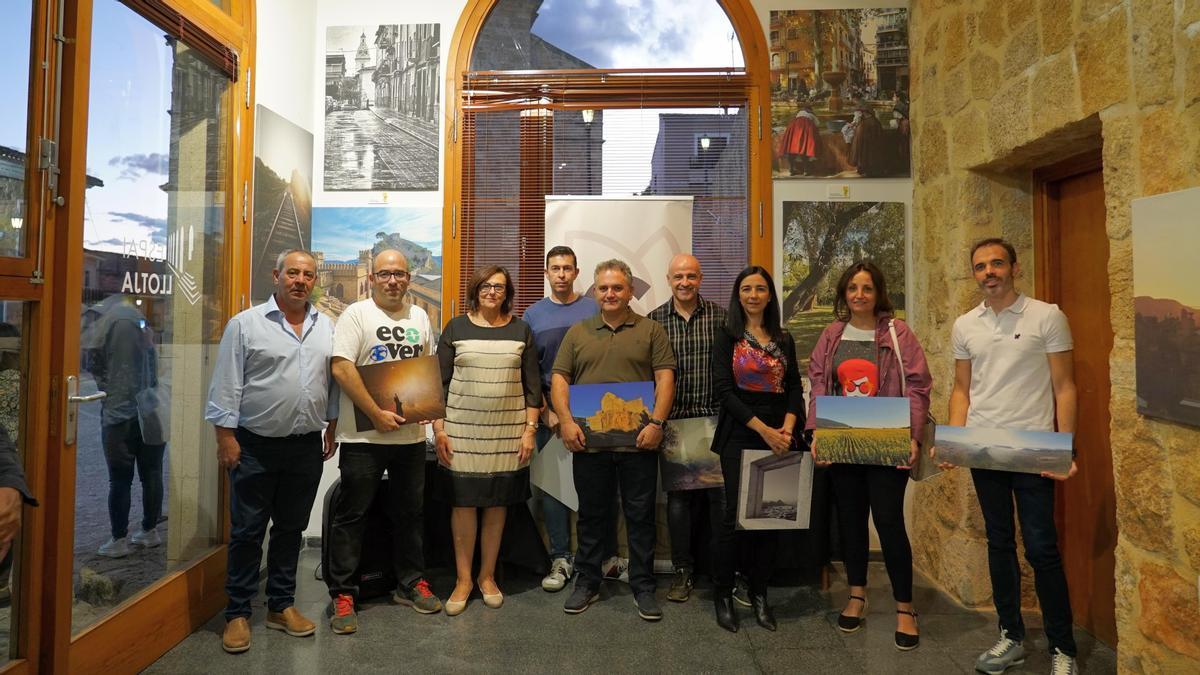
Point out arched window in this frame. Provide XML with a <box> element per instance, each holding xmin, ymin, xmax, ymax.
<box><xmin>445</xmin><ymin>0</ymin><xmax>771</xmax><ymax>315</ymax></box>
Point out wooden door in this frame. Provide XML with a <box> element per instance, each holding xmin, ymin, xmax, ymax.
<box><xmin>1035</xmin><ymin>153</ymin><xmax>1118</xmax><ymax>646</ymax></box>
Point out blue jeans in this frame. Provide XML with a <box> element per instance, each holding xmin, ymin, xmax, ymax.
<box><xmin>225</xmin><ymin>428</ymin><xmax>323</xmax><ymax>620</ymax></box>
<box><xmin>536</xmin><ymin>426</ymin><xmax>573</xmax><ymax>560</ymax></box>
<box><xmin>972</xmin><ymin>468</ymin><xmax>1077</xmax><ymax>657</ymax></box>
<box><xmin>102</xmin><ymin>418</ymin><xmax>165</xmax><ymax>539</ymax></box>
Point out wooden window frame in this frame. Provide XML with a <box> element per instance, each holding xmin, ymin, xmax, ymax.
<box><xmin>441</xmin><ymin>0</ymin><xmax>772</xmax><ymax>323</ymax></box>
<box><xmin>0</xmin><ymin>0</ymin><xmax>257</xmax><ymax>672</ymax></box>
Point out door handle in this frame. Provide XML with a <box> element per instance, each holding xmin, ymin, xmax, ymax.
<box><xmin>64</xmin><ymin>375</ymin><xmax>105</xmax><ymax>445</ymax></box>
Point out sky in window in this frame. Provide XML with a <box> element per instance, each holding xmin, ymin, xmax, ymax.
<box><xmin>0</xmin><ymin>2</ymin><xmax>34</xmax><ymax>152</ymax></box>
<box><xmin>83</xmin><ymin>0</ymin><xmax>177</xmax><ymax>254</ymax></box>
<box><xmin>531</xmin><ymin>0</ymin><xmax>744</xmax><ymax>69</ymax></box>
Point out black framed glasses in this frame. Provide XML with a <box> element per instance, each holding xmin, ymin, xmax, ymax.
<box><xmin>375</xmin><ymin>270</ymin><xmax>411</xmax><ymax>281</ymax></box>
<box><xmin>479</xmin><ymin>283</ymin><xmax>507</xmax><ymax>294</ymax></box>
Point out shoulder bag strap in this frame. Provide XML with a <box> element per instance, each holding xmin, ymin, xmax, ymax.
<box><xmin>888</xmin><ymin>319</ymin><xmax>906</xmax><ymax>397</ymax></box>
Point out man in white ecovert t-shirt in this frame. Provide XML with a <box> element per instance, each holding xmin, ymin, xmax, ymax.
<box><xmin>324</xmin><ymin>249</ymin><xmax>443</xmax><ymax>634</ymax></box>
<box><xmin>944</xmin><ymin>237</ymin><xmax>1080</xmax><ymax>675</ymax></box>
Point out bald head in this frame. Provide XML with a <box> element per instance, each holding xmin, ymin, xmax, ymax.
<box><xmin>374</xmin><ymin>249</ymin><xmax>408</xmax><ymax>269</ymax></box>
<box><xmin>667</xmin><ymin>254</ymin><xmax>702</xmax><ymax>309</ymax></box>
<box><xmin>370</xmin><ymin>249</ymin><xmax>411</xmax><ymax>311</ymax></box>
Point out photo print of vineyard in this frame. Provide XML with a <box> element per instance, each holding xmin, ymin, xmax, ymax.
<box><xmin>813</xmin><ymin>396</ymin><xmax>910</xmax><ymax>466</ymax></box>
<box><xmin>781</xmin><ymin>200</ymin><xmax>906</xmax><ymax>369</ymax></box>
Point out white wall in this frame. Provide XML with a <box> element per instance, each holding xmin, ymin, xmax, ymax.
<box><xmin>255</xmin><ymin>0</ymin><xmax>318</xmax><ymax>130</ymax></box>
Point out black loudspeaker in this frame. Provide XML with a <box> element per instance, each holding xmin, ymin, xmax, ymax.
<box><xmin>320</xmin><ymin>477</ymin><xmax>398</xmax><ymax>600</ymax></box>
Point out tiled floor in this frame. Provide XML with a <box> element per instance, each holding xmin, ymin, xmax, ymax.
<box><xmin>147</xmin><ymin>550</ymin><xmax>1116</xmax><ymax>674</ymax></box>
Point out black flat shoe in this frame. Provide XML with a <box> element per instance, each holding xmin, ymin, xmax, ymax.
<box><xmin>714</xmin><ymin>592</ymin><xmax>739</xmax><ymax>633</ymax></box>
<box><xmin>837</xmin><ymin>595</ymin><xmax>867</xmax><ymax>633</ymax></box>
<box><xmin>750</xmin><ymin>592</ymin><xmax>776</xmax><ymax>632</ymax></box>
<box><xmin>894</xmin><ymin>609</ymin><xmax>920</xmax><ymax>651</ymax></box>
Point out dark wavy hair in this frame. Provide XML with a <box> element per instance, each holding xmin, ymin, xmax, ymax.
<box><xmin>466</xmin><ymin>265</ymin><xmax>515</xmax><ymax>315</ymax></box>
<box><xmin>832</xmin><ymin>261</ymin><xmax>894</xmax><ymax>322</ymax></box>
<box><xmin>725</xmin><ymin>266</ymin><xmax>786</xmax><ymax>344</ymax></box>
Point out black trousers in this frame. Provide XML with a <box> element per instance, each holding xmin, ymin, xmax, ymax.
<box><xmin>326</xmin><ymin>441</ymin><xmax>427</xmax><ymax>598</ymax></box>
<box><xmin>225</xmin><ymin>428</ymin><xmax>322</xmax><ymax>620</ymax></box>
<box><xmin>666</xmin><ymin>487</ymin><xmax>724</xmax><ymax>573</ymax></box>
<box><xmin>572</xmin><ymin>451</ymin><xmax>658</xmax><ymax>595</ymax></box>
<box><xmin>829</xmin><ymin>463</ymin><xmax>913</xmax><ymax>602</ymax></box>
<box><xmin>714</xmin><ymin>447</ymin><xmax>777</xmax><ymax>595</ymax></box>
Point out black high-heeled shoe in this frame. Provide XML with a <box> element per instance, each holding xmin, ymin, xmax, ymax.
<box><xmin>837</xmin><ymin>595</ymin><xmax>867</xmax><ymax>633</ymax></box>
<box><xmin>895</xmin><ymin>609</ymin><xmax>920</xmax><ymax>651</ymax></box>
<box><xmin>750</xmin><ymin>592</ymin><xmax>776</xmax><ymax>632</ymax></box>
<box><xmin>714</xmin><ymin>590</ymin><xmax>739</xmax><ymax>633</ymax></box>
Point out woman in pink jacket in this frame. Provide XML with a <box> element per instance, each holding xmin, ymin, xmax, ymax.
<box><xmin>806</xmin><ymin>261</ymin><xmax>931</xmax><ymax>651</ymax></box>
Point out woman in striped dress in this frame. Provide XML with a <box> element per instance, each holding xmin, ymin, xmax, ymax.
<box><xmin>433</xmin><ymin>265</ymin><xmax>542</xmax><ymax>615</ymax></box>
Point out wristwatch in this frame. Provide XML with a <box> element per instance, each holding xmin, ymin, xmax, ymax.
<box><xmin>648</xmin><ymin>417</ymin><xmax>665</xmax><ymax>428</ymax></box>
<box><xmin>525</xmin><ymin>421</ymin><xmax>539</xmax><ymax>431</ymax></box>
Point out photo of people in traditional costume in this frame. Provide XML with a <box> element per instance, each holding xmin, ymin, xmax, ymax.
<box><xmin>776</xmin><ymin>105</ymin><xmax>822</xmax><ymax>176</ymax></box>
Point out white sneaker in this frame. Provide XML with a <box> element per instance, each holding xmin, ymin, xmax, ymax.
<box><xmin>97</xmin><ymin>537</ymin><xmax>131</xmax><ymax>558</ymax></box>
<box><xmin>541</xmin><ymin>557</ymin><xmax>573</xmax><ymax>592</ymax></box>
<box><xmin>601</xmin><ymin>556</ymin><xmax>629</xmax><ymax>583</ymax></box>
<box><xmin>1050</xmin><ymin>648</ymin><xmax>1078</xmax><ymax>675</ymax></box>
<box><xmin>131</xmin><ymin>528</ymin><xmax>161</xmax><ymax>548</ymax></box>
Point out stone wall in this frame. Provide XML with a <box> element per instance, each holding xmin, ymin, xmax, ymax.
<box><xmin>907</xmin><ymin>0</ymin><xmax>1200</xmax><ymax>671</ymax></box>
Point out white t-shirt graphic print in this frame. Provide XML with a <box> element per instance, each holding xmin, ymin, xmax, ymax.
<box><xmin>332</xmin><ymin>299</ymin><xmax>434</xmax><ymax>445</ymax></box>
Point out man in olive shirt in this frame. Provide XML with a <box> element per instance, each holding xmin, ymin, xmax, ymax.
<box><xmin>551</xmin><ymin>259</ymin><xmax>675</xmax><ymax>621</ymax></box>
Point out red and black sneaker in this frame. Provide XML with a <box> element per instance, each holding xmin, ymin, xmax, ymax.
<box><xmin>330</xmin><ymin>593</ymin><xmax>357</xmax><ymax>634</ymax></box>
<box><xmin>394</xmin><ymin>578</ymin><xmax>443</xmax><ymax>614</ymax></box>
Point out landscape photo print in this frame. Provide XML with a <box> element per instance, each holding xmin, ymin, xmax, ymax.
<box><xmin>769</xmin><ymin>8</ymin><xmax>910</xmax><ymax>178</ymax></box>
<box><xmin>251</xmin><ymin>105</ymin><xmax>313</xmax><ymax>304</ymax></box>
<box><xmin>781</xmin><ymin>200</ymin><xmax>906</xmax><ymax>369</ymax></box>
<box><xmin>1132</xmin><ymin>187</ymin><xmax>1200</xmax><ymax>427</ymax></box>
<box><xmin>933</xmin><ymin>426</ymin><xmax>1073</xmax><ymax>476</ymax></box>
<box><xmin>813</xmin><ymin>396</ymin><xmax>910</xmax><ymax>467</ymax></box>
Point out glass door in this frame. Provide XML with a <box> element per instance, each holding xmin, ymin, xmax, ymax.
<box><xmin>70</xmin><ymin>0</ymin><xmax>230</xmax><ymax>635</ymax></box>
<box><xmin>0</xmin><ymin>0</ymin><xmax>248</xmax><ymax>670</ymax></box>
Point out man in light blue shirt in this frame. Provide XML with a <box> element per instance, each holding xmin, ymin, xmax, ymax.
<box><xmin>205</xmin><ymin>249</ymin><xmax>338</xmax><ymax>654</ymax></box>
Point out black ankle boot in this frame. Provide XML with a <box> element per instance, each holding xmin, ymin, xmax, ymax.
<box><xmin>714</xmin><ymin>590</ymin><xmax>739</xmax><ymax>633</ymax></box>
<box><xmin>750</xmin><ymin>592</ymin><xmax>776</xmax><ymax>631</ymax></box>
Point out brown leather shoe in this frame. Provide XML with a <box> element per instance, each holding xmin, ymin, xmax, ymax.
<box><xmin>265</xmin><ymin>606</ymin><xmax>316</xmax><ymax>637</ymax></box>
<box><xmin>222</xmin><ymin>617</ymin><xmax>251</xmax><ymax>653</ymax></box>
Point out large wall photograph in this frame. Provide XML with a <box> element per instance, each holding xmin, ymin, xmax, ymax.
<box><xmin>323</xmin><ymin>24</ymin><xmax>440</xmax><ymax>192</ymax></box>
<box><xmin>780</xmin><ymin>200</ymin><xmax>906</xmax><ymax>368</ymax></box>
<box><xmin>310</xmin><ymin>206</ymin><xmax>442</xmax><ymax>332</ymax></box>
<box><xmin>769</xmin><ymin>8</ymin><xmax>910</xmax><ymax>178</ymax></box>
<box><xmin>251</xmin><ymin>105</ymin><xmax>313</xmax><ymax>304</ymax></box>
<box><xmin>1132</xmin><ymin>187</ymin><xmax>1200</xmax><ymax>427</ymax></box>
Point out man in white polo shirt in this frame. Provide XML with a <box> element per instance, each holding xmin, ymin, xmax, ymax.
<box><xmin>945</xmin><ymin>238</ymin><xmax>1079</xmax><ymax>675</ymax></box>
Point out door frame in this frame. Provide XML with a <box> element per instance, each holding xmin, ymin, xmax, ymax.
<box><xmin>1031</xmin><ymin>147</ymin><xmax>1118</xmax><ymax>646</ymax></box>
<box><xmin>1031</xmin><ymin>149</ymin><xmax>1103</xmax><ymax>298</ymax></box>
<box><xmin>1</xmin><ymin>0</ymin><xmax>257</xmax><ymax>671</ymax></box>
